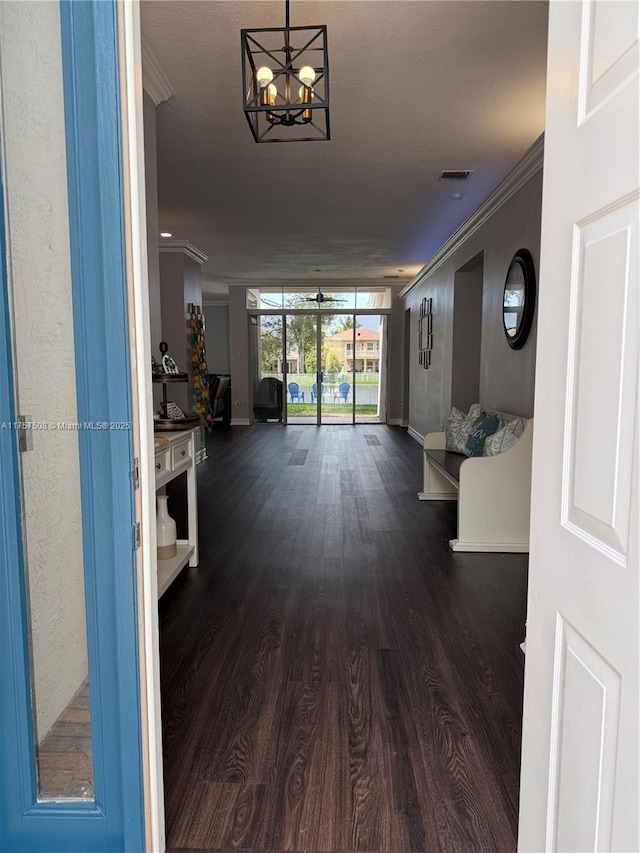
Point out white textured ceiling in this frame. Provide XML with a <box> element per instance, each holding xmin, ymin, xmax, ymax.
<box><xmin>141</xmin><ymin>0</ymin><xmax>548</xmax><ymax>294</ymax></box>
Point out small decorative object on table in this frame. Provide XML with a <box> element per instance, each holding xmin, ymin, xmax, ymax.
<box><xmin>153</xmin><ymin>341</ymin><xmax>200</xmax><ymax>431</ymax></box>
<box><xmin>156</xmin><ymin>494</ymin><xmax>177</xmax><ymax>560</ymax></box>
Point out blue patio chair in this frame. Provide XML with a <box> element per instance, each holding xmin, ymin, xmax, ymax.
<box><xmin>288</xmin><ymin>381</ymin><xmax>304</xmax><ymax>403</ymax></box>
<box><xmin>310</xmin><ymin>383</ymin><xmax>327</xmax><ymax>403</ymax></box>
<box><xmin>336</xmin><ymin>382</ymin><xmax>350</xmax><ymax>403</ymax></box>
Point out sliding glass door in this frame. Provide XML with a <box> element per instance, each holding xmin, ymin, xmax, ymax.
<box><xmin>256</xmin><ymin>311</ymin><xmax>387</xmax><ymax>425</ymax></box>
<box><xmin>284</xmin><ymin>313</ymin><xmax>317</xmax><ymax>424</ymax></box>
<box><xmin>320</xmin><ymin>314</ymin><xmax>354</xmax><ymax>424</ymax></box>
<box><xmin>353</xmin><ymin>315</ymin><xmax>386</xmax><ymax>424</ymax></box>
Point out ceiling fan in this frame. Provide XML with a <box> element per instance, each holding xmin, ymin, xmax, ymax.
<box><xmin>304</xmin><ymin>291</ymin><xmax>346</xmax><ymax>304</ymax></box>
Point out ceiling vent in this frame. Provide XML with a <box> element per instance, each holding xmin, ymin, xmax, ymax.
<box><xmin>383</xmin><ymin>275</ymin><xmax>400</xmax><ymax>279</ymax></box>
<box><xmin>437</xmin><ymin>170</ymin><xmax>473</xmax><ymax>182</ymax></box>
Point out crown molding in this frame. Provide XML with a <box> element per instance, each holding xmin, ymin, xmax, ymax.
<box><xmin>142</xmin><ymin>38</ymin><xmax>175</xmax><ymax>106</ymax></box>
<box><xmin>400</xmin><ymin>133</ymin><xmax>545</xmax><ymax>298</ymax></box>
<box><xmin>159</xmin><ymin>240</ymin><xmax>208</xmax><ymax>265</ymax></box>
<box><xmin>214</xmin><ymin>277</ymin><xmax>411</xmax><ymax>289</ymax></box>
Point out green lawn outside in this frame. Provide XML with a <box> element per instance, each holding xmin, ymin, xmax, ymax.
<box><xmin>287</xmin><ymin>404</ymin><xmax>377</xmax><ymax>416</ymax></box>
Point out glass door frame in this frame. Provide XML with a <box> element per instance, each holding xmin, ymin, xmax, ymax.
<box><xmin>0</xmin><ymin>3</ymin><xmax>145</xmax><ymax>851</ymax></box>
<box><xmin>318</xmin><ymin>313</ymin><xmax>356</xmax><ymax>425</ymax></box>
<box><xmin>252</xmin><ymin>308</ymin><xmax>390</xmax><ymax>426</ymax></box>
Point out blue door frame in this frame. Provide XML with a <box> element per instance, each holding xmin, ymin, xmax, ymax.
<box><xmin>0</xmin><ymin>2</ymin><xmax>145</xmax><ymax>851</ymax></box>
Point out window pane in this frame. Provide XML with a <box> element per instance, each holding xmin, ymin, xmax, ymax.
<box><xmin>355</xmin><ymin>286</ymin><xmax>391</xmax><ymax>309</ymax></box>
<box><xmin>318</xmin><ymin>287</ymin><xmax>356</xmax><ymax>309</ymax></box>
<box><xmin>282</xmin><ymin>288</ymin><xmax>320</xmax><ymax>309</ymax></box>
<box><xmin>354</xmin><ymin>315</ymin><xmax>384</xmax><ymax>423</ymax></box>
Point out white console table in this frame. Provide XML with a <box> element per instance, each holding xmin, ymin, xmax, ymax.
<box><xmin>154</xmin><ymin>427</ymin><xmax>199</xmax><ymax>598</ymax></box>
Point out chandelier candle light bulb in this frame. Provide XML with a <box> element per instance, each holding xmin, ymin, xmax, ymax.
<box><xmin>298</xmin><ymin>66</ymin><xmax>316</xmax><ymax>86</ymax></box>
<box><xmin>261</xmin><ymin>82</ymin><xmax>278</xmax><ymax>108</ymax></box>
<box><xmin>299</xmin><ymin>85</ymin><xmax>313</xmax><ymax>121</ymax></box>
<box><xmin>256</xmin><ymin>66</ymin><xmax>273</xmax><ymax>87</ymax></box>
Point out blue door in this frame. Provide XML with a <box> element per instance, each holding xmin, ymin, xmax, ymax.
<box><xmin>0</xmin><ymin>2</ymin><xmax>145</xmax><ymax>851</ymax></box>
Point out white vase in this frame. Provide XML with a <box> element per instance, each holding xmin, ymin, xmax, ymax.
<box><xmin>156</xmin><ymin>494</ymin><xmax>177</xmax><ymax>560</ymax></box>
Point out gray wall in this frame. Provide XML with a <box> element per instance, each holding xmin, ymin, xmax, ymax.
<box><xmin>451</xmin><ymin>253</ymin><xmax>484</xmax><ymax>412</ymax></box>
<box><xmin>159</xmin><ymin>251</ymin><xmax>203</xmax><ymax>412</ymax></box>
<box><xmin>204</xmin><ymin>304</ymin><xmax>231</xmax><ymax>374</ymax></box>
<box><xmin>388</xmin><ymin>287</ymin><xmax>407</xmax><ymax>424</ymax></box>
<box><xmin>405</xmin><ymin>170</ymin><xmax>542</xmax><ymax>438</ymax></box>
<box><xmin>229</xmin><ymin>287</ymin><xmax>251</xmax><ymax>423</ymax></box>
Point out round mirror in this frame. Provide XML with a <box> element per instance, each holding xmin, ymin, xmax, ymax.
<box><xmin>503</xmin><ymin>248</ymin><xmax>536</xmax><ymax>349</ymax></box>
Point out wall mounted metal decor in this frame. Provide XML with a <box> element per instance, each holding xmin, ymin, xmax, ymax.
<box><xmin>419</xmin><ymin>297</ymin><xmax>433</xmax><ymax>368</ymax></box>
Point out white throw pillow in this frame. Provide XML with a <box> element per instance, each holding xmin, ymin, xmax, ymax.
<box><xmin>483</xmin><ymin>417</ymin><xmax>526</xmax><ymax>456</ymax></box>
<box><xmin>445</xmin><ymin>407</ymin><xmax>474</xmax><ymax>454</ymax></box>
<box><xmin>468</xmin><ymin>402</ymin><xmax>483</xmax><ymax>419</ymax></box>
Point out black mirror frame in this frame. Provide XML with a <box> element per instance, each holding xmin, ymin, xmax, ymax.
<box><xmin>503</xmin><ymin>248</ymin><xmax>536</xmax><ymax>350</ymax></box>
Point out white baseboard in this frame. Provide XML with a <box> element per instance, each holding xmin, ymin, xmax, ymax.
<box><xmin>402</xmin><ymin>419</ymin><xmax>409</xmax><ymax>427</ymax></box>
<box><xmin>230</xmin><ymin>418</ymin><xmax>251</xmax><ymax>426</ymax></box>
<box><xmin>407</xmin><ymin>425</ymin><xmax>424</xmax><ymax>445</ymax></box>
<box><xmin>449</xmin><ymin>538</ymin><xmax>530</xmax><ymax>553</ymax></box>
<box><xmin>388</xmin><ymin>418</ymin><xmax>402</xmax><ymax>426</ymax></box>
<box><xmin>418</xmin><ymin>492</ymin><xmax>458</xmax><ymax>501</ymax></box>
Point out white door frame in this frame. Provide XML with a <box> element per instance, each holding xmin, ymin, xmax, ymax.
<box><xmin>117</xmin><ymin>3</ymin><xmax>165</xmax><ymax>851</ymax></box>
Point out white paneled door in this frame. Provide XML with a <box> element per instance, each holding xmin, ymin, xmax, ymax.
<box><xmin>519</xmin><ymin>1</ymin><xmax>639</xmax><ymax>851</ymax></box>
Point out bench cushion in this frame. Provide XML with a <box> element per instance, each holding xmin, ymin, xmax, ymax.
<box><xmin>445</xmin><ymin>407</ymin><xmax>473</xmax><ymax>453</ymax></box>
<box><xmin>483</xmin><ymin>417</ymin><xmax>525</xmax><ymax>456</ymax></box>
<box><xmin>465</xmin><ymin>413</ymin><xmax>500</xmax><ymax>457</ymax></box>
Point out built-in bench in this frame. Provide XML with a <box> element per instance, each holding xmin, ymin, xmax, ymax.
<box><xmin>418</xmin><ymin>413</ymin><xmax>533</xmax><ymax>553</ymax></box>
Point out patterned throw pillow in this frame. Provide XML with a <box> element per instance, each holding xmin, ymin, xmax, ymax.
<box><xmin>483</xmin><ymin>417</ymin><xmax>526</xmax><ymax>456</ymax></box>
<box><xmin>445</xmin><ymin>407</ymin><xmax>474</xmax><ymax>454</ymax></box>
<box><xmin>468</xmin><ymin>402</ymin><xmax>483</xmax><ymax>419</ymax></box>
<box><xmin>465</xmin><ymin>414</ymin><xmax>500</xmax><ymax>457</ymax></box>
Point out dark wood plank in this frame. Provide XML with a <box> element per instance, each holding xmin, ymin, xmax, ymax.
<box><xmin>161</xmin><ymin>424</ymin><xmax>528</xmax><ymax>853</ymax></box>
<box><xmin>267</xmin><ymin>682</ymin><xmax>348</xmax><ymax>852</ymax></box>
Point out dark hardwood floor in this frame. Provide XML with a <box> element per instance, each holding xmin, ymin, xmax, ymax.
<box><xmin>160</xmin><ymin>425</ymin><xmax>528</xmax><ymax>853</ymax></box>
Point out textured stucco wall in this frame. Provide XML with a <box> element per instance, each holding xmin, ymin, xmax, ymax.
<box><xmin>0</xmin><ymin>1</ymin><xmax>89</xmax><ymax>739</ymax></box>
<box><xmin>405</xmin><ymin>171</ymin><xmax>543</xmax><ymax>438</ymax></box>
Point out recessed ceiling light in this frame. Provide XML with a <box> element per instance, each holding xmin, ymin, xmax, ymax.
<box><xmin>450</xmin><ymin>193</ymin><xmax>464</xmax><ymax>201</ymax></box>
<box><xmin>160</xmin><ymin>231</ymin><xmax>172</xmax><ymax>238</ymax></box>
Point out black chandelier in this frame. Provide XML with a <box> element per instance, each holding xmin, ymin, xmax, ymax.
<box><xmin>241</xmin><ymin>0</ymin><xmax>330</xmax><ymax>143</ymax></box>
